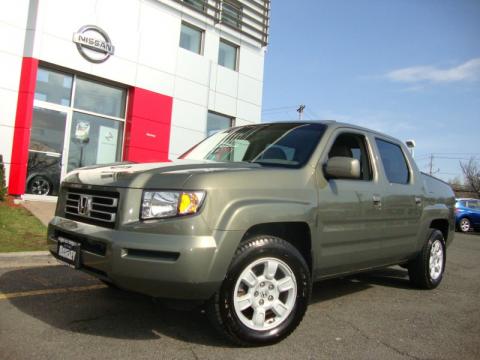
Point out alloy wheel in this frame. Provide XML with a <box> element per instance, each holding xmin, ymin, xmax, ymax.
<box><xmin>31</xmin><ymin>178</ymin><xmax>51</xmax><ymax>195</ymax></box>
<box><xmin>429</xmin><ymin>239</ymin><xmax>444</xmax><ymax>281</ymax></box>
<box><xmin>233</xmin><ymin>257</ymin><xmax>297</xmax><ymax>331</ymax></box>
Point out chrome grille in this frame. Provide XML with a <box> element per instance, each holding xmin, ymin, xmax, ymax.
<box><xmin>65</xmin><ymin>190</ymin><xmax>118</xmax><ymax>227</ymax></box>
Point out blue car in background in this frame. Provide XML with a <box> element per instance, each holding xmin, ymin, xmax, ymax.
<box><xmin>455</xmin><ymin>198</ymin><xmax>480</xmax><ymax>232</ymax></box>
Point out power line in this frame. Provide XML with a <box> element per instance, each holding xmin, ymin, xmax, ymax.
<box><xmin>305</xmin><ymin>108</ymin><xmax>319</xmax><ymax>120</ymax></box>
<box><xmin>262</xmin><ymin>106</ymin><xmax>298</xmax><ymax>113</ymax></box>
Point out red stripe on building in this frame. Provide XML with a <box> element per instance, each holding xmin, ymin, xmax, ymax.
<box><xmin>8</xmin><ymin>57</ymin><xmax>39</xmax><ymax>195</ymax></box>
<box><xmin>123</xmin><ymin>87</ymin><xmax>173</xmax><ymax>162</ymax></box>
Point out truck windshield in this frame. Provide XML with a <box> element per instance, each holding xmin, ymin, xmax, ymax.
<box><xmin>180</xmin><ymin>123</ymin><xmax>327</xmax><ymax>167</ymax></box>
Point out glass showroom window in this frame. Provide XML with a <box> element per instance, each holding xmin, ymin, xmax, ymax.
<box><xmin>218</xmin><ymin>39</ymin><xmax>239</xmax><ymax>70</ymax></box>
<box><xmin>180</xmin><ymin>22</ymin><xmax>204</xmax><ymax>54</ymax></box>
<box><xmin>26</xmin><ymin>67</ymin><xmax>126</xmax><ymax>196</ymax></box>
<box><xmin>207</xmin><ymin>111</ymin><xmax>234</xmax><ymax>136</ymax></box>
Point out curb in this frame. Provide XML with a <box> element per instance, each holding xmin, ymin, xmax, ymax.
<box><xmin>0</xmin><ymin>251</ymin><xmax>59</xmax><ymax>269</ymax></box>
<box><xmin>0</xmin><ymin>251</ymin><xmax>50</xmax><ymax>258</ymax></box>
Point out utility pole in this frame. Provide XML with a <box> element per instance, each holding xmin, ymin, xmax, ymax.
<box><xmin>297</xmin><ymin>104</ymin><xmax>305</xmax><ymax>120</ymax></box>
<box><xmin>429</xmin><ymin>154</ymin><xmax>434</xmax><ymax>175</ymax></box>
<box><xmin>427</xmin><ymin>154</ymin><xmax>440</xmax><ymax>175</ymax></box>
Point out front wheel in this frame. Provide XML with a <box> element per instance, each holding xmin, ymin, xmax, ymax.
<box><xmin>27</xmin><ymin>176</ymin><xmax>52</xmax><ymax>195</ymax></box>
<box><xmin>408</xmin><ymin>229</ymin><xmax>446</xmax><ymax>289</ymax></box>
<box><xmin>207</xmin><ymin>236</ymin><xmax>311</xmax><ymax>346</ymax></box>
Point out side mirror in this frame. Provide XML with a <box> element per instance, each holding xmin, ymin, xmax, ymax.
<box><xmin>324</xmin><ymin>157</ymin><xmax>361</xmax><ymax>180</ymax></box>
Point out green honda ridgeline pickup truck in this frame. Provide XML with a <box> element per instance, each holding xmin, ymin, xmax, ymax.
<box><xmin>48</xmin><ymin>121</ymin><xmax>455</xmax><ymax>345</ymax></box>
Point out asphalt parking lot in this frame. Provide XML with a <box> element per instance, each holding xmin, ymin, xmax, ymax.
<box><xmin>1</xmin><ymin>233</ymin><xmax>479</xmax><ymax>360</ymax></box>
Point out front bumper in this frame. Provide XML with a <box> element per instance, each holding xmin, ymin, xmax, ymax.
<box><xmin>48</xmin><ymin>216</ymin><xmax>242</xmax><ymax>300</ymax></box>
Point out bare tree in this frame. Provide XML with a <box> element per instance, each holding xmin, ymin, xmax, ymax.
<box><xmin>460</xmin><ymin>157</ymin><xmax>480</xmax><ymax>196</ymax></box>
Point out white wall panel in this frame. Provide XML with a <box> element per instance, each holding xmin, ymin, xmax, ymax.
<box><xmin>40</xmin><ymin>0</ymin><xmax>96</xmax><ymax>40</ymax></box>
<box><xmin>238</xmin><ymin>73</ymin><xmax>263</xmax><ymax>106</ymax></box>
<box><xmin>0</xmin><ymin>52</ymin><xmax>22</xmax><ymax>92</ymax></box>
<box><xmin>239</xmin><ymin>45</ymin><xmax>265</xmax><ymax>81</ymax></box>
<box><xmin>0</xmin><ymin>125</ymin><xmax>14</xmax><ymax>164</ymax></box>
<box><xmin>0</xmin><ymin>88</ymin><xmax>18</xmax><ymax>127</ymax></box>
<box><xmin>235</xmin><ymin>118</ymin><xmax>256</xmax><ymax>127</ymax></box>
<box><xmin>236</xmin><ymin>100</ymin><xmax>261</xmax><ymax>123</ymax></box>
<box><xmin>171</xmin><ymin>99</ymin><xmax>207</xmax><ymax>133</ymax></box>
<box><xmin>169</xmin><ymin>125</ymin><xmax>205</xmax><ymax>156</ymax></box>
<box><xmin>176</xmin><ymin>48</ymin><xmax>210</xmax><ymax>86</ymax></box>
<box><xmin>89</xmin><ymin>55</ymin><xmax>137</xmax><ymax>86</ymax></box>
<box><xmin>213</xmin><ymin>92</ymin><xmax>236</xmax><ymax>116</ymax></box>
<box><xmin>136</xmin><ymin>65</ymin><xmax>175</xmax><ymax>97</ymax></box>
<box><xmin>203</xmin><ymin>27</ymin><xmax>219</xmax><ymax>62</ymax></box>
<box><xmin>174</xmin><ymin>77</ymin><xmax>208</xmax><ymax>107</ymax></box>
<box><xmin>208</xmin><ymin>90</ymin><xmax>216</xmax><ymax>110</ymax></box>
<box><xmin>0</xmin><ymin>0</ymin><xmax>29</xmax><ymax>29</ymax></box>
<box><xmin>138</xmin><ymin>1</ymin><xmax>179</xmax><ymax>74</ymax></box>
<box><xmin>215</xmin><ymin>65</ymin><xmax>238</xmax><ymax>98</ymax></box>
<box><xmin>38</xmin><ymin>33</ymin><xmax>93</xmax><ymax>75</ymax></box>
<box><xmin>0</xmin><ymin>22</ymin><xmax>26</xmax><ymax>56</ymax></box>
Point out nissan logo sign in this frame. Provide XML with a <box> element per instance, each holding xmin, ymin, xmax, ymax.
<box><xmin>73</xmin><ymin>25</ymin><xmax>115</xmax><ymax>63</ymax></box>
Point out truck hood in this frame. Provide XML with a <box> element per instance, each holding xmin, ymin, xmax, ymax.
<box><xmin>62</xmin><ymin>160</ymin><xmax>262</xmax><ymax>189</ymax></box>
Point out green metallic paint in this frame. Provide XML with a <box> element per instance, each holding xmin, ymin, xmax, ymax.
<box><xmin>48</xmin><ymin>121</ymin><xmax>455</xmax><ymax>300</ymax></box>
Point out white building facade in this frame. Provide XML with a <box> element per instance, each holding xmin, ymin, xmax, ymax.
<box><xmin>0</xmin><ymin>0</ymin><xmax>269</xmax><ymax>196</ymax></box>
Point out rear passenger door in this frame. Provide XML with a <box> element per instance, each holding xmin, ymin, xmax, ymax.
<box><xmin>374</xmin><ymin>138</ymin><xmax>423</xmax><ymax>261</ymax></box>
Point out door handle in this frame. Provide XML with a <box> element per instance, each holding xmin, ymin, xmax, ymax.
<box><xmin>372</xmin><ymin>195</ymin><xmax>382</xmax><ymax>206</ymax></box>
<box><xmin>415</xmin><ymin>196</ymin><xmax>422</xmax><ymax>205</ymax></box>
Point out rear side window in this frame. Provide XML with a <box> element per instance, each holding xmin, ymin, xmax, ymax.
<box><xmin>467</xmin><ymin>200</ymin><xmax>480</xmax><ymax>209</ymax></box>
<box><xmin>375</xmin><ymin>139</ymin><xmax>410</xmax><ymax>184</ymax></box>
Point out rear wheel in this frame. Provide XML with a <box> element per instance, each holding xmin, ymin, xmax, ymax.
<box><xmin>207</xmin><ymin>236</ymin><xmax>311</xmax><ymax>346</ymax></box>
<box><xmin>408</xmin><ymin>229</ymin><xmax>446</xmax><ymax>289</ymax></box>
<box><xmin>459</xmin><ymin>218</ymin><xmax>471</xmax><ymax>233</ymax></box>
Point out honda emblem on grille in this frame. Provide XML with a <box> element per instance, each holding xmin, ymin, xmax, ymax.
<box><xmin>78</xmin><ymin>195</ymin><xmax>92</xmax><ymax>216</ymax></box>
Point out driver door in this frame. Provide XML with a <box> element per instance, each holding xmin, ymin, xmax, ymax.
<box><xmin>314</xmin><ymin>130</ymin><xmax>384</xmax><ymax>277</ymax></box>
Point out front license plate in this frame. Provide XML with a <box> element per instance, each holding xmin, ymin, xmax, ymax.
<box><xmin>57</xmin><ymin>237</ymin><xmax>81</xmax><ymax>269</ymax></box>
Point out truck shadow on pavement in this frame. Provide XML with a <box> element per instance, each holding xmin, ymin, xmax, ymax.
<box><xmin>1</xmin><ymin>264</ymin><xmax>411</xmax><ymax>346</ymax></box>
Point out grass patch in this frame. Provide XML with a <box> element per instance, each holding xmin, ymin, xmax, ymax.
<box><xmin>0</xmin><ymin>202</ymin><xmax>47</xmax><ymax>252</ymax></box>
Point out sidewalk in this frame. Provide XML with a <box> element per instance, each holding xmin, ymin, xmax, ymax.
<box><xmin>21</xmin><ymin>199</ymin><xmax>56</xmax><ymax>226</ymax></box>
<box><xmin>0</xmin><ymin>198</ymin><xmax>58</xmax><ymax>268</ymax></box>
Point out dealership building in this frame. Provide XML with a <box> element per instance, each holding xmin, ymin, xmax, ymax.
<box><xmin>0</xmin><ymin>0</ymin><xmax>269</xmax><ymax>197</ymax></box>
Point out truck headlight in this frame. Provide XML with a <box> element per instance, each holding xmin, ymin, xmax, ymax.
<box><xmin>141</xmin><ymin>191</ymin><xmax>206</xmax><ymax>219</ymax></box>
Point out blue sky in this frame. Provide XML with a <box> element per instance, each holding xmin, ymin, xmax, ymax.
<box><xmin>261</xmin><ymin>0</ymin><xmax>480</xmax><ymax>181</ymax></box>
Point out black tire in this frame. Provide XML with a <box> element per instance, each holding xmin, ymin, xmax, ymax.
<box><xmin>207</xmin><ymin>236</ymin><xmax>311</xmax><ymax>346</ymax></box>
<box><xmin>27</xmin><ymin>175</ymin><xmax>52</xmax><ymax>196</ymax></box>
<box><xmin>408</xmin><ymin>229</ymin><xmax>446</xmax><ymax>289</ymax></box>
<box><xmin>458</xmin><ymin>217</ymin><xmax>471</xmax><ymax>233</ymax></box>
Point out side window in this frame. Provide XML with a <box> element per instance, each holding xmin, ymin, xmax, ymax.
<box><xmin>218</xmin><ymin>39</ymin><xmax>239</xmax><ymax>70</ymax></box>
<box><xmin>328</xmin><ymin>133</ymin><xmax>372</xmax><ymax>181</ymax></box>
<box><xmin>375</xmin><ymin>138</ymin><xmax>410</xmax><ymax>184</ymax></box>
<box><xmin>179</xmin><ymin>22</ymin><xmax>204</xmax><ymax>54</ymax></box>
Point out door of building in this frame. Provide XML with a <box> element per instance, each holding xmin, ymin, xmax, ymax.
<box><xmin>25</xmin><ymin>67</ymin><xmax>126</xmax><ymax>196</ymax></box>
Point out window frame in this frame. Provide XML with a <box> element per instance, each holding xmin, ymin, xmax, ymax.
<box><xmin>323</xmin><ymin>131</ymin><xmax>375</xmax><ymax>182</ymax></box>
<box><xmin>31</xmin><ymin>64</ymin><xmax>128</xmax><ymax>186</ymax></box>
<box><xmin>374</xmin><ymin>137</ymin><xmax>412</xmax><ymax>185</ymax></box>
<box><xmin>179</xmin><ymin>21</ymin><xmax>205</xmax><ymax>55</ymax></box>
<box><xmin>218</xmin><ymin>38</ymin><xmax>240</xmax><ymax>71</ymax></box>
<box><xmin>206</xmin><ymin>110</ymin><xmax>235</xmax><ymax>137</ymax></box>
